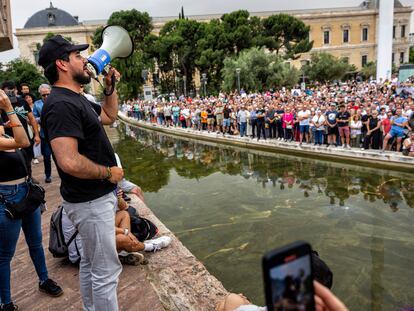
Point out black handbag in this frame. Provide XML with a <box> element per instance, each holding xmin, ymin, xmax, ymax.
<box><xmin>0</xmin><ymin>150</ymin><xmax>45</xmax><ymax>219</ymax></box>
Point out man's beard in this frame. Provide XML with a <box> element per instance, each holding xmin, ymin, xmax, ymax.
<box><xmin>73</xmin><ymin>71</ymin><xmax>91</xmax><ymax>85</ymax></box>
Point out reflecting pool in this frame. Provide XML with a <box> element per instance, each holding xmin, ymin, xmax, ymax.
<box><xmin>113</xmin><ymin>123</ymin><xmax>414</xmax><ymax>311</ymax></box>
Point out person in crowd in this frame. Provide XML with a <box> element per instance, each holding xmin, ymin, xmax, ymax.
<box><xmin>312</xmin><ymin>109</ymin><xmax>326</xmax><ymax>146</ymax></box>
<box><xmin>215</xmin><ymin>102</ymin><xmax>224</xmax><ymax>134</ymax></box>
<box><xmin>402</xmin><ymin>131</ymin><xmax>414</xmax><ymax>156</ymax></box>
<box><xmin>238</xmin><ymin>106</ymin><xmax>248</xmax><ymax>138</ymax></box>
<box><xmin>32</xmin><ymin>84</ymin><xmax>53</xmax><ymax>183</ymax></box>
<box><xmin>298</xmin><ymin>105</ymin><xmax>311</xmax><ymax>145</ymax></box>
<box><xmin>325</xmin><ymin>104</ymin><xmax>338</xmax><ymax>148</ymax></box>
<box><xmin>0</xmin><ymin>90</ymin><xmax>63</xmax><ymax>311</ymax></box>
<box><xmin>382</xmin><ymin>108</ymin><xmax>409</xmax><ymax>152</ymax></box>
<box><xmin>223</xmin><ymin>104</ymin><xmax>231</xmax><ymax>136</ymax></box>
<box><xmin>38</xmin><ymin>35</ymin><xmax>124</xmax><ymax>310</ymax></box>
<box><xmin>1</xmin><ymin>81</ymin><xmax>40</xmax><ymax>176</ymax></box>
<box><xmin>282</xmin><ymin>107</ymin><xmax>294</xmax><ymax>142</ymax></box>
<box><xmin>336</xmin><ymin>104</ymin><xmax>351</xmax><ymax>148</ymax></box>
<box><xmin>350</xmin><ymin>115</ymin><xmax>362</xmax><ymax>148</ymax></box>
<box><xmin>256</xmin><ymin>104</ymin><xmax>266</xmax><ymax>141</ymax></box>
<box><xmin>362</xmin><ymin>110</ymin><xmax>382</xmax><ymax>150</ymax></box>
<box><xmin>23</xmin><ymin>93</ymin><xmax>41</xmax><ymax>165</ymax></box>
<box><xmin>19</xmin><ymin>83</ymin><xmax>30</xmax><ymax>96</ymax></box>
<box><xmin>250</xmin><ymin>106</ymin><xmax>257</xmax><ymax>139</ymax></box>
<box><xmin>266</xmin><ymin>104</ymin><xmax>276</xmax><ymax>139</ymax></box>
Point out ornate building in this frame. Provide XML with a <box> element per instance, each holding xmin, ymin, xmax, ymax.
<box><xmin>0</xmin><ymin>0</ymin><xmax>13</xmax><ymax>52</ymax></box>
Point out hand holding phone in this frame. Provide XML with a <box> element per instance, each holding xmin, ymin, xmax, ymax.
<box><xmin>262</xmin><ymin>241</ymin><xmax>315</xmax><ymax>311</ymax></box>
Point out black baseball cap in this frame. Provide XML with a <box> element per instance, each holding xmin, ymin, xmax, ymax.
<box><xmin>38</xmin><ymin>35</ymin><xmax>89</xmax><ymax>70</ymax></box>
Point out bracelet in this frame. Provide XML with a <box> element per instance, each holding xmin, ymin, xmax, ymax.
<box><xmin>105</xmin><ymin>166</ymin><xmax>112</xmax><ymax>180</ymax></box>
<box><xmin>6</xmin><ymin>111</ymin><xmax>16</xmax><ymax>115</ymax></box>
<box><xmin>4</xmin><ymin>122</ymin><xmax>22</xmax><ymax>128</ymax></box>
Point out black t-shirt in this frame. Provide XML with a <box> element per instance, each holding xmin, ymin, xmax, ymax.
<box><xmin>336</xmin><ymin>111</ymin><xmax>350</xmax><ymax>127</ymax></box>
<box><xmin>207</xmin><ymin>108</ymin><xmax>214</xmax><ymax>118</ymax></box>
<box><xmin>0</xmin><ymin>151</ymin><xmax>27</xmax><ymax>182</ymax></box>
<box><xmin>325</xmin><ymin>110</ymin><xmax>338</xmax><ymax>125</ymax></box>
<box><xmin>361</xmin><ymin>114</ymin><xmax>370</xmax><ymax>131</ymax></box>
<box><xmin>223</xmin><ymin>108</ymin><xmax>231</xmax><ymax>119</ymax></box>
<box><xmin>1</xmin><ymin>97</ymin><xmax>32</xmax><ymax>139</ymax></box>
<box><xmin>41</xmin><ymin>87</ymin><xmax>116</xmax><ymax>203</ymax></box>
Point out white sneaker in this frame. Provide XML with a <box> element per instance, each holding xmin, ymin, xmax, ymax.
<box><xmin>341</xmin><ymin>145</ymin><xmax>345</xmax><ymax>148</ymax></box>
<box><xmin>145</xmin><ymin>236</ymin><xmax>172</xmax><ymax>252</ymax></box>
<box><xmin>361</xmin><ymin>148</ymin><xmax>365</xmax><ymax>151</ymax></box>
<box><xmin>33</xmin><ymin>158</ymin><xmax>39</xmax><ymax>164</ymax></box>
<box><xmin>346</xmin><ymin>144</ymin><xmax>351</xmax><ymax>149</ymax></box>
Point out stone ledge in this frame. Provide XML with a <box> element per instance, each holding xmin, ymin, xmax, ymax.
<box><xmin>118</xmin><ymin>112</ymin><xmax>414</xmax><ymax>173</ymax></box>
<box><xmin>132</xmin><ymin>196</ymin><xmax>228</xmax><ymax>311</ymax></box>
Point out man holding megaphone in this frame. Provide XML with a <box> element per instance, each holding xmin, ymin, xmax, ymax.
<box><xmin>38</xmin><ymin>29</ymin><xmax>132</xmax><ymax>311</ymax></box>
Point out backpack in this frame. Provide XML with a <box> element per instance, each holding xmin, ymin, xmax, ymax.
<box><xmin>49</xmin><ymin>205</ymin><xmax>78</xmax><ymax>258</ymax></box>
<box><xmin>127</xmin><ymin>206</ymin><xmax>158</xmax><ymax>242</ymax></box>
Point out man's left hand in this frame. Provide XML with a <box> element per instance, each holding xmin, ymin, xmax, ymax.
<box><xmin>104</xmin><ymin>67</ymin><xmax>121</xmax><ymax>89</ymax></box>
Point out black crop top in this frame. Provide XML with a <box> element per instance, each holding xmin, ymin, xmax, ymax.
<box><xmin>0</xmin><ymin>150</ymin><xmax>27</xmax><ymax>182</ymax></box>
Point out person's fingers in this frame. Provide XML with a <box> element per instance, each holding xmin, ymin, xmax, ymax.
<box><xmin>314</xmin><ymin>295</ymin><xmax>326</xmax><ymax>311</ymax></box>
<box><xmin>314</xmin><ymin>281</ymin><xmax>348</xmax><ymax>311</ymax></box>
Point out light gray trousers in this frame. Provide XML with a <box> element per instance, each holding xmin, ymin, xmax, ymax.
<box><xmin>63</xmin><ymin>192</ymin><xmax>122</xmax><ymax>311</ymax></box>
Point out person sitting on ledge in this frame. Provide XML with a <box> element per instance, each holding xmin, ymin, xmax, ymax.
<box><xmin>402</xmin><ymin>131</ymin><xmax>414</xmax><ymax>157</ymax></box>
<box><xmin>215</xmin><ymin>251</ymin><xmax>348</xmax><ymax>311</ymax></box>
<box><xmin>62</xmin><ymin>189</ymin><xmax>171</xmax><ymax>265</ymax></box>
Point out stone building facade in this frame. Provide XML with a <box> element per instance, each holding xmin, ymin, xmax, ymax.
<box><xmin>0</xmin><ymin>0</ymin><xmax>13</xmax><ymax>52</ymax></box>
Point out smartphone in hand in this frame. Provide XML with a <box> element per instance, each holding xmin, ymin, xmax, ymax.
<box><xmin>262</xmin><ymin>241</ymin><xmax>315</xmax><ymax>311</ymax></box>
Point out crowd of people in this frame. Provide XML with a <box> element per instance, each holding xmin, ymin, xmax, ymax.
<box><xmin>121</xmin><ymin>80</ymin><xmax>414</xmax><ymax>156</ymax></box>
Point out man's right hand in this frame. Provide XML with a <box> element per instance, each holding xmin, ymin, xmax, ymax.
<box><xmin>108</xmin><ymin>166</ymin><xmax>124</xmax><ymax>184</ymax></box>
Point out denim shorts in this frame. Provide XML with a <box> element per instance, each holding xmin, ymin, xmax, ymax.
<box><xmin>223</xmin><ymin>119</ymin><xmax>231</xmax><ymax>127</ymax></box>
<box><xmin>299</xmin><ymin>125</ymin><xmax>310</xmax><ymax>133</ymax></box>
<box><xmin>389</xmin><ymin>128</ymin><xmax>405</xmax><ymax>138</ymax></box>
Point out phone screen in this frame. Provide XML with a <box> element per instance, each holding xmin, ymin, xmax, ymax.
<box><xmin>266</xmin><ymin>251</ymin><xmax>314</xmax><ymax>311</ymax></box>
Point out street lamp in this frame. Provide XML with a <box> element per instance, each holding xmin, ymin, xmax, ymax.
<box><xmin>236</xmin><ymin>68</ymin><xmax>241</xmax><ymax>93</ymax></box>
<box><xmin>183</xmin><ymin>75</ymin><xmax>187</xmax><ymax>97</ymax></box>
<box><xmin>300</xmin><ymin>60</ymin><xmax>308</xmax><ymax>91</ymax></box>
<box><xmin>176</xmin><ymin>69</ymin><xmax>181</xmax><ymax>96</ymax></box>
<box><xmin>201</xmin><ymin>73</ymin><xmax>207</xmax><ymax>97</ymax></box>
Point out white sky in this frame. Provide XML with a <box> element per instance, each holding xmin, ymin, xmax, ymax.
<box><xmin>1</xmin><ymin>0</ymin><xmax>414</xmax><ymax>62</ymax></box>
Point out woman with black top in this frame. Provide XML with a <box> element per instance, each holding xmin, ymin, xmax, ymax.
<box><xmin>362</xmin><ymin>110</ymin><xmax>382</xmax><ymax>150</ymax></box>
<box><xmin>0</xmin><ymin>90</ymin><xmax>62</xmax><ymax>311</ymax></box>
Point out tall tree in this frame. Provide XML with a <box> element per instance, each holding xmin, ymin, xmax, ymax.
<box><xmin>303</xmin><ymin>52</ymin><xmax>356</xmax><ymax>82</ymax></box>
<box><xmin>261</xmin><ymin>14</ymin><xmax>313</xmax><ymax>59</ymax></box>
<box><xmin>0</xmin><ymin>59</ymin><xmax>47</xmax><ymax>97</ymax></box>
<box><xmin>92</xmin><ymin>9</ymin><xmax>153</xmax><ymax>99</ymax></box>
<box><xmin>221</xmin><ymin>47</ymin><xmax>299</xmax><ymax>92</ymax></box>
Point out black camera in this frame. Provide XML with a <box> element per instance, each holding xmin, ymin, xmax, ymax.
<box><xmin>5</xmin><ymin>90</ymin><xmax>17</xmax><ymax>104</ymax></box>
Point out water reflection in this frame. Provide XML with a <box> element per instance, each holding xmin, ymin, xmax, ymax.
<box><xmin>116</xmin><ymin>124</ymin><xmax>414</xmax><ymax>211</ymax></box>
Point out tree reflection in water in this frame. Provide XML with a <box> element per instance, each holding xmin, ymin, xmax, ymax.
<box><xmin>114</xmin><ymin>125</ymin><xmax>414</xmax><ymax>211</ymax></box>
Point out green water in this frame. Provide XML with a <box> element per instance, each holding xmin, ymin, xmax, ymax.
<box><xmin>113</xmin><ymin>123</ymin><xmax>414</xmax><ymax>311</ymax></box>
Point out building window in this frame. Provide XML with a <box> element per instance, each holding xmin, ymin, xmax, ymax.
<box><xmin>323</xmin><ymin>31</ymin><xmax>330</xmax><ymax>44</ymax></box>
<box><xmin>392</xmin><ymin>53</ymin><xmax>395</xmax><ymax>64</ymax></box>
<box><xmin>343</xmin><ymin>29</ymin><xmax>349</xmax><ymax>43</ymax></box>
<box><xmin>400</xmin><ymin>52</ymin><xmax>405</xmax><ymax>63</ymax></box>
<box><xmin>393</xmin><ymin>26</ymin><xmax>396</xmax><ymax>39</ymax></box>
<box><xmin>401</xmin><ymin>25</ymin><xmax>406</xmax><ymax>38</ymax></box>
<box><xmin>362</xmin><ymin>27</ymin><xmax>368</xmax><ymax>41</ymax></box>
<box><xmin>362</xmin><ymin>55</ymin><xmax>368</xmax><ymax>67</ymax></box>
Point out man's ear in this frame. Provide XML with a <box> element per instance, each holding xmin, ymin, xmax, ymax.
<box><xmin>55</xmin><ymin>59</ymin><xmax>68</xmax><ymax>72</ymax></box>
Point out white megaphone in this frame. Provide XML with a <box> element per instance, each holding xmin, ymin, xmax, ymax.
<box><xmin>87</xmin><ymin>25</ymin><xmax>133</xmax><ymax>78</ymax></box>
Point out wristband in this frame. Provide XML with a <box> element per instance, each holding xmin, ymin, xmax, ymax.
<box><xmin>6</xmin><ymin>111</ymin><xmax>16</xmax><ymax>115</ymax></box>
<box><xmin>105</xmin><ymin>166</ymin><xmax>112</xmax><ymax>180</ymax></box>
<box><xmin>124</xmin><ymin>228</ymin><xmax>129</xmax><ymax>236</ymax></box>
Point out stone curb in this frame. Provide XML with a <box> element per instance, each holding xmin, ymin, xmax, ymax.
<box><xmin>131</xmin><ymin>195</ymin><xmax>228</xmax><ymax>311</ymax></box>
<box><xmin>118</xmin><ymin>112</ymin><xmax>414</xmax><ymax>173</ymax></box>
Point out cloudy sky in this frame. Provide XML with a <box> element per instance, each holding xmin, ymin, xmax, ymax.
<box><xmin>1</xmin><ymin>0</ymin><xmax>414</xmax><ymax>62</ymax></box>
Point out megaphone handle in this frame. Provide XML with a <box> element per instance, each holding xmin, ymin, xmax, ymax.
<box><xmin>103</xmin><ymin>74</ymin><xmax>116</xmax><ymax>96</ymax></box>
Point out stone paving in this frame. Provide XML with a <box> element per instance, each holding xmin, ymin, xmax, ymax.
<box><xmin>11</xmin><ymin>158</ymin><xmax>227</xmax><ymax>310</ymax></box>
